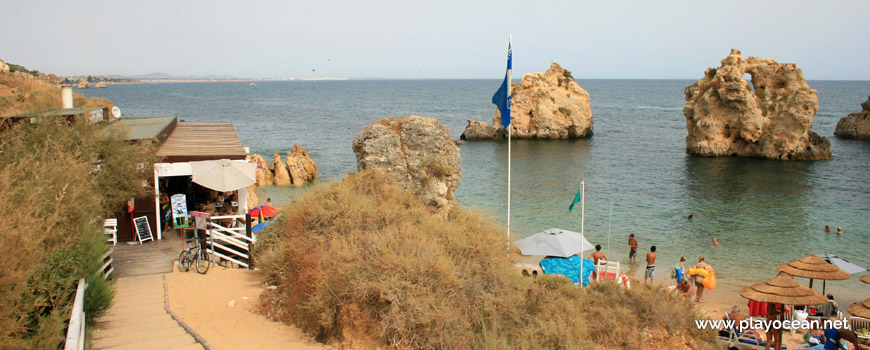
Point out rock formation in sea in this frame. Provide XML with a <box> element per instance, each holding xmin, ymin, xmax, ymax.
<box><xmin>247</xmin><ymin>148</ymin><xmax>317</xmax><ymax>188</ymax></box>
<box><xmin>683</xmin><ymin>49</ymin><xmax>831</xmax><ymax>160</ymax></box>
<box><xmin>246</xmin><ymin>185</ymin><xmax>260</xmax><ymax>210</ymax></box>
<box><xmin>353</xmin><ymin>115</ymin><xmax>461</xmax><ymax>217</ymax></box>
<box><xmin>285</xmin><ymin>144</ymin><xmax>317</xmax><ymax>186</ymax></box>
<box><xmin>461</xmin><ymin>62</ymin><xmax>593</xmax><ymax>140</ymax></box>
<box><xmin>272</xmin><ymin>152</ymin><xmax>291</xmax><ymax>186</ymax></box>
<box><xmin>834</xmin><ymin>96</ymin><xmax>870</xmax><ymax>140</ymax></box>
<box><xmin>250</xmin><ymin>153</ymin><xmax>274</xmax><ymax>186</ymax></box>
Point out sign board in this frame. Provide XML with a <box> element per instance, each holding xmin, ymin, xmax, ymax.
<box><xmin>170</xmin><ymin>194</ymin><xmax>190</xmax><ymax>229</ymax></box>
<box><xmin>127</xmin><ymin>197</ymin><xmax>135</xmax><ymax>213</ymax></box>
<box><xmin>111</xmin><ymin>106</ymin><xmax>121</xmax><ymax>119</ymax></box>
<box><xmin>133</xmin><ymin>216</ymin><xmax>153</xmax><ymax>244</ymax></box>
<box><xmin>190</xmin><ymin>211</ymin><xmax>211</xmax><ymax>230</ymax></box>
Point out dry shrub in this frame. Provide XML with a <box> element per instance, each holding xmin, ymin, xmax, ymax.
<box><xmin>255</xmin><ymin>170</ymin><xmax>719</xmax><ymax>350</ymax></box>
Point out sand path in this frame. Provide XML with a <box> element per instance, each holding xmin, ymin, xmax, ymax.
<box><xmin>165</xmin><ymin>267</ymin><xmax>330</xmax><ymax>350</ymax></box>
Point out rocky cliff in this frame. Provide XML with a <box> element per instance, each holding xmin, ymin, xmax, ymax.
<box><xmin>0</xmin><ymin>59</ymin><xmax>8</xmax><ymax>73</ymax></box>
<box><xmin>353</xmin><ymin>116</ymin><xmax>461</xmax><ymax>217</ymax></box>
<box><xmin>834</xmin><ymin>96</ymin><xmax>870</xmax><ymax>140</ymax></box>
<box><xmin>683</xmin><ymin>49</ymin><xmax>831</xmax><ymax>160</ymax></box>
<box><xmin>461</xmin><ymin>62</ymin><xmax>593</xmax><ymax>140</ymax></box>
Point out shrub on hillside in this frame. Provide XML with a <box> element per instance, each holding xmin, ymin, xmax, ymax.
<box><xmin>255</xmin><ymin>170</ymin><xmax>718</xmax><ymax>349</ymax></box>
<box><xmin>0</xmin><ymin>118</ymin><xmax>156</xmax><ymax>349</ymax></box>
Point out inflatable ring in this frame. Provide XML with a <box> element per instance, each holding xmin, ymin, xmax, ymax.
<box><xmin>687</xmin><ymin>266</ymin><xmax>716</xmax><ymax>289</ymax></box>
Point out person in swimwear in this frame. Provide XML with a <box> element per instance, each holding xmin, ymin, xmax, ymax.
<box><xmin>645</xmin><ymin>246</ymin><xmax>657</xmax><ymax>282</ymax></box>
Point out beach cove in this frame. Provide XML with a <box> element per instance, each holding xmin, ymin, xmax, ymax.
<box><xmin>83</xmin><ymin>79</ymin><xmax>870</xmax><ymax>309</ymax></box>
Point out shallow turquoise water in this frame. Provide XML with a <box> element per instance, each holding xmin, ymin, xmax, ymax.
<box><xmin>83</xmin><ymin>79</ymin><xmax>870</xmax><ymax>305</ymax></box>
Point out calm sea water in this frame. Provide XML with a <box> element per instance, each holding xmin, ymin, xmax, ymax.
<box><xmin>82</xmin><ymin>79</ymin><xmax>870</xmax><ymax>305</ymax></box>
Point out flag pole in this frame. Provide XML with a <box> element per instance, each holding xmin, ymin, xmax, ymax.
<box><xmin>607</xmin><ymin>201</ymin><xmax>613</xmax><ymax>258</ymax></box>
<box><xmin>506</xmin><ymin>33</ymin><xmax>512</xmax><ymax>241</ymax></box>
<box><xmin>580</xmin><ymin>180</ymin><xmax>585</xmax><ymax>286</ymax></box>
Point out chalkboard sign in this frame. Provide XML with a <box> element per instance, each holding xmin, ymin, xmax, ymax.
<box><xmin>133</xmin><ymin>216</ymin><xmax>154</xmax><ymax>244</ymax></box>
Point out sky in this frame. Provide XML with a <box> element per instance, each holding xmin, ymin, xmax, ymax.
<box><xmin>2</xmin><ymin>0</ymin><xmax>869</xmax><ymax>80</ymax></box>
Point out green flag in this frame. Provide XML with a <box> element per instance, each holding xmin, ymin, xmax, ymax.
<box><xmin>568</xmin><ymin>187</ymin><xmax>582</xmax><ymax>212</ymax></box>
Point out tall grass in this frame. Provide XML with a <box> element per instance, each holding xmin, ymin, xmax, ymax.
<box><xmin>0</xmin><ymin>116</ymin><xmax>156</xmax><ymax>349</ymax></box>
<box><xmin>255</xmin><ymin>170</ymin><xmax>718</xmax><ymax>349</ymax></box>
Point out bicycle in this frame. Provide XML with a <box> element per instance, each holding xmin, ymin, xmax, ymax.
<box><xmin>178</xmin><ymin>235</ymin><xmax>211</xmax><ymax>274</ymax></box>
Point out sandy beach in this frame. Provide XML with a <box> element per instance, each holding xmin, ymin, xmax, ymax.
<box><xmin>165</xmin><ymin>267</ymin><xmax>330</xmax><ymax>350</ymax></box>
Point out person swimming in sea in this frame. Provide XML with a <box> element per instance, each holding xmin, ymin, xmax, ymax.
<box><xmin>712</xmin><ymin>237</ymin><xmax>720</xmax><ymax>246</ymax></box>
<box><xmin>836</xmin><ymin>227</ymin><xmax>844</xmax><ymax>234</ymax></box>
<box><xmin>687</xmin><ymin>214</ymin><xmax>694</xmax><ymax>220</ymax></box>
<box><xmin>825</xmin><ymin>225</ymin><xmax>832</xmax><ymax>232</ymax></box>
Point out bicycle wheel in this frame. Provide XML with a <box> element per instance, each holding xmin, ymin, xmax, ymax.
<box><xmin>195</xmin><ymin>249</ymin><xmax>211</xmax><ymax>274</ymax></box>
<box><xmin>177</xmin><ymin>250</ymin><xmax>190</xmax><ymax>272</ymax></box>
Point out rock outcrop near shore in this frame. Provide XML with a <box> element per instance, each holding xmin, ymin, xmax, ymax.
<box><xmin>834</xmin><ymin>96</ymin><xmax>870</xmax><ymax>140</ymax></box>
<box><xmin>461</xmin><ymin>62</ymin><xmax>593</xmax><ymax>140</ymax></box>
<box><xmin>353</xmin><ymin>116</ymin><xmax>461</xmax><ymax>216</ymax></box>
<box><xmin>0</xmin><ymin>59</ymin><xmax>8</xmax><ymax>73</ymax></box>
<box><xmin>683</xmin><ymin>49</ymin><xmax>831</xmax><ymax>160</ymax></box>
<box><xmin>286</xmin><ymin>144</ymin><xmax>317</xmax><ymax>185</ymax></box>
<box><xmin>247</xmin><ymin>147</ymin><xmax>317</xmax><ymax>187</ymax></box>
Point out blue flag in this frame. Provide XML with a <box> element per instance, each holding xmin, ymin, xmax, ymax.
<box><xmin>491</xmin><ymin>40</ymin><xmax>512</xmax><ymax>130</ymax></box>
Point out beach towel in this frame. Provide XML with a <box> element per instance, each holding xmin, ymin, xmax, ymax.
<box><xmin>540</xmin><ymin>256</ymin><xmax>595</xmax><ymax>287</ymax></box>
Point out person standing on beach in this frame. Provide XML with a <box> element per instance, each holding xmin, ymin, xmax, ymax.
<box><xmin>694</xmin><ymin>257</ymin><xmax>707</xmax><ymax>303</ymax></box>
<box><xmin>627</xmin><ymin>234</ymin><xmax>638</xmax><ymax>263</ymax></box>
<box><xmin>645</xmin><ymin>246</ymin><xmax>657</xmax><ymax>282</ymax></box>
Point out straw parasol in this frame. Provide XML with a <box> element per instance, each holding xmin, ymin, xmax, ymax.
<box><xmin>848</xmin><ymin>299</ymin><xmax>870</xmax><ymax>319</ymax></box>
<box><xmin>777</xmin><ymin>254</ymin><xmax>850</xmax><ymax>294</ymax></box>
<box><xmin>861</xmin><ymin>275</ymin><xmax>870</xmax><ymax>284</ymax></box>
<box><xmin>740</xmin><ymin>272</ymin><xmax>828</xmax><ymax>350</ymax></box>
<box><xmin>740</xmin><ymin>272</ymin><xmax>829</xmax><ymax>306</ymax></box>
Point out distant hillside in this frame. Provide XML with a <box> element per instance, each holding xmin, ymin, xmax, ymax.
<box><xmin>120</xmin><ymin>72</ymin><xmax>240</xmax><ymax>80</ymax></box>
<box><xmin>0</xmin><ymin>59</ymin><xmax>114</xmax><ymax>116</ymax></box>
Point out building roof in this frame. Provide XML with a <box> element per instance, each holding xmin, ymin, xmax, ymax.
<box><xmin>157</xmin><ymin>122</ymin><xmax>247</xmax><ymax>163</ymax></box>
<box><xmin>109</xmin><ymin>116</ymin><xmax>177</xmax><ymax>143</ymax></box>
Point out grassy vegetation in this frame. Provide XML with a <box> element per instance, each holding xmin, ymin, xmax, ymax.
<box><xmin>558</xmin><ymin>107</ymin><xmax>573</xmax><ymax>117</ymax></box>
<box><xmin>254</xmin><ymin>170</ymin><xmax>718</xmax><ymax>349</ymax></box>
<box><xmin>0</xmin><ymin>72</ymin><xmax>157</xmax><ymax>349</ymax></box>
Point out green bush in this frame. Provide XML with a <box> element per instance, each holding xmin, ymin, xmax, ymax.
<box><xmin>558</xmin><ymin>107</ymin><xmax>573</xmax><ymax>116</ymax></box>
<box><xmin>0</xmin><ymin>117</ymin><xmax>156</xmax><ymax>348</ymax></box>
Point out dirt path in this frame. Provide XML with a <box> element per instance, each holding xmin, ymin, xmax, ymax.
<box><xmin>165</xmin><ymin>267</ymin><xmax>330</xmax><ymax>350</ymax></box>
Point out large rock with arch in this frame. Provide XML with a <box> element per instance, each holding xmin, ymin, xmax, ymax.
<box><xmin>683</xmin><ymin>49</ymin><xmax>830</xmax><ymax>160</ymax></box>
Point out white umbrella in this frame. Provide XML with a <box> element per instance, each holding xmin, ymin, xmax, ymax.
<box><xmin>514</xmin><ymin>228</ymin><xmax>595</xmax><ymax>257</ymax></box>
<box><xmin>189</xmin><ymin>159</ymin><xmax>256</xmax><ymax>192</ymax></box>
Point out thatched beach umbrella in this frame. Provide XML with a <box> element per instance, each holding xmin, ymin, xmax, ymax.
<box><xmin>848</xmin><ymin>299</ymin><xmax>870</xmax><ymax>319</ymax></box>
<box><xmin>776</xmin><ymin>254</ymin><xmax>850</xmax><ymax>294</ymax></box>
<box><xmin>740</xmin><ymin>272</ymin><xmax>828</xmax><ymax>350</ymax></box>
<box><xmin>861</xmin><ymin>275</ymin><xmax>870</xmax><ymax>284</ymax></box>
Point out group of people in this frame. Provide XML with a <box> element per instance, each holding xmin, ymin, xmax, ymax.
<box><xmin>824</xmin><ymin>225</ymin><xmax>845</xmax><ymax>235</ymax></box>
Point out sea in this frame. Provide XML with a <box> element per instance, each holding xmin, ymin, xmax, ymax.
<box><xmin>81</xmin><ymin>79</ymin><xmax>870</xmax><ymax>307</ymax></box>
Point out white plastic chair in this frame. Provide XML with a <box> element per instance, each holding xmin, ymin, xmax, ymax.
<box><xmin>595</xmin><ymin>260</ymin><xmax>621</xmax><ymax>281</ymax></box>
<box><xmin>103</xmin><ymin>219</ymin><xmax>117</xmax><ymax>245</ymax></box>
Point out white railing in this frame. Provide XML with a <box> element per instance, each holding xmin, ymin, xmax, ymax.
<box><xmin>64</xmin><ymin>279</ymin><xmax>87</xmax><ymax>350</ymax></box>
<box><xmin>100</xmin><ymin>248</ymin><xmax>114</xmax><ymax>279</ymax></box>
<box><xmin>205</xmin><ymin>215</ymin><xmax>254</xmax><ymax>268</ymax></box>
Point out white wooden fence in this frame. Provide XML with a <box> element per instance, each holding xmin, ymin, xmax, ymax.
<box><xmin>64</xmin><ymin>224</ymin><xmax>116</xmax><ymax>350</ymax></box>
<box><xmin>63</xmin><ymin>279</ymin><xmax>87</xmax><ymax>350</ymax></box>
<box><xmin>205</xmin><ymin>214</ymin><xmax>254</xmax><ymax>268</ymax></box>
